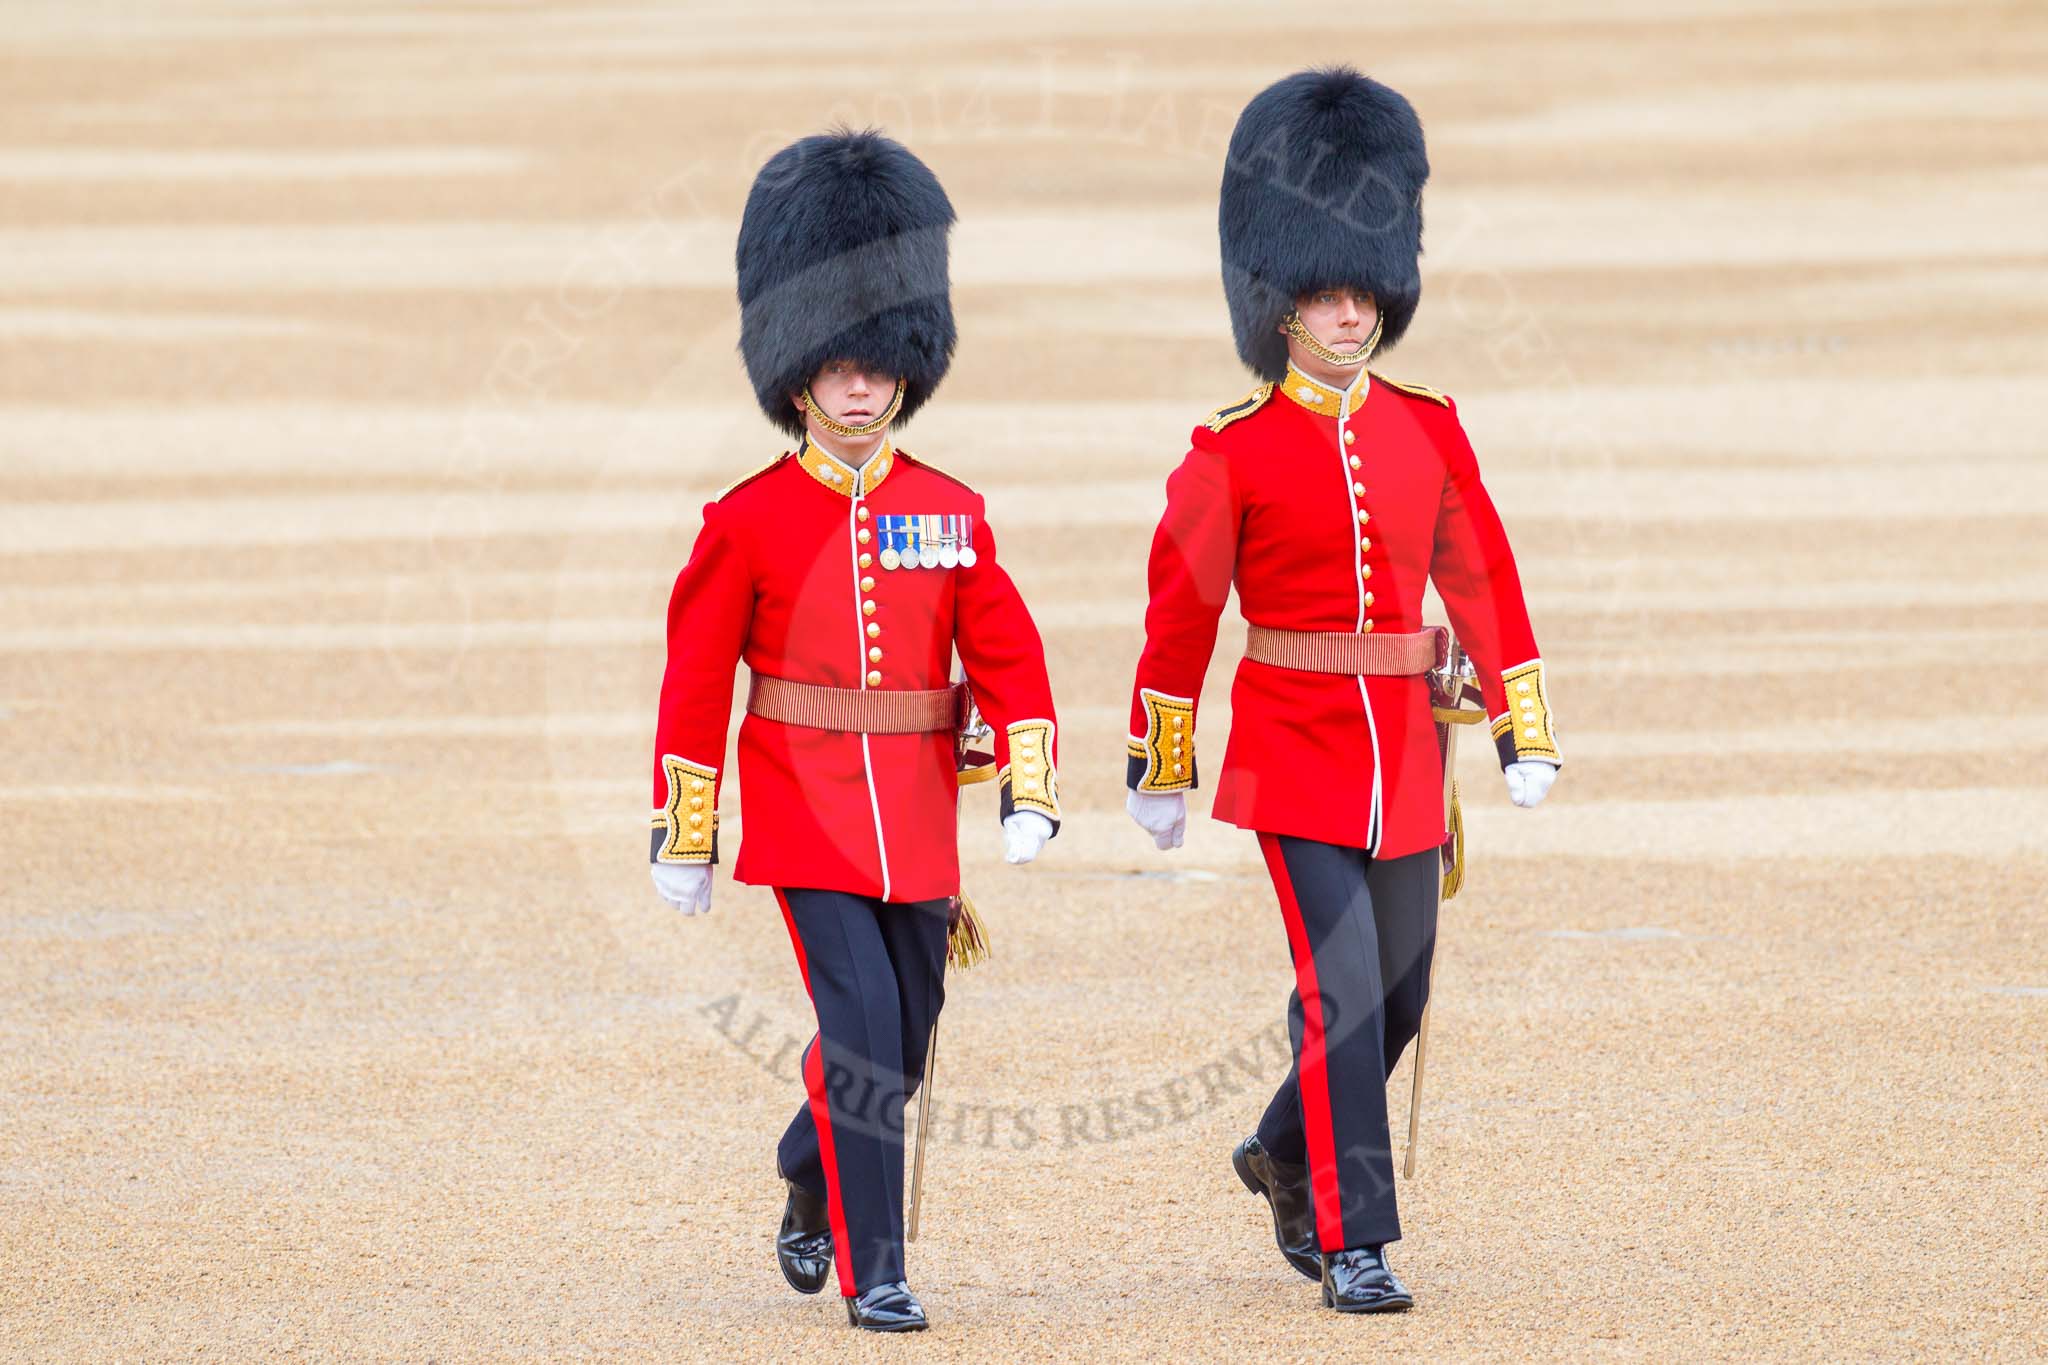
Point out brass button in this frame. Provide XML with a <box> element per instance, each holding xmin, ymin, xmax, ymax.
<box><xmin>1362</xmin><ymin>620</ymin><xmax>1375</xmax><ymax>633</ymax></box>
<box><xmin>689</xmin><ymin>831</ymin><xmax>704</xmax><ymax>844</ymax></box>
<box><xmin>688</xmin><ymin>814</ymin><xmax>703</xmax><ymax>828</ymax></box>
<box><xmin>1356</xmin><ymin>510</ymin><xmax>1369</xmax><ymax>524</ymax></box>
<box><xmin>1363</xmin><ymin>592</ymin><xmax>1374</xmax><ymax>607</ymax></box>
<box><xmin>1172</xmin><ymin>763</ymin><xmax>1185</xmax><ymax>775</ymax></box>
<box><xmin>1343</xmin><ymin>430</ymin><xmax>1356</xmax><ymax>446</ymax></box>
<box><xmin>869</xmin><ymin>646</ymin><xmax>883</xmax><ymax>662</ymax></box>
<box><xmin>689</xmin><ymin>797</ymin><xmax>703</xmax><ymax>810</ymax></box>
<box><xmin>860</xmin><ymin>575</ymin><xmax>874</xmax><ymax>591</ymax></box>
<box><xmin>691</xmin><ymin>780</ymin><xmax>706</xmax><ymax>793</ymax></box>
<box><xmin>862</xmin><ymin>600</ymin><xmax>876</xmax><ymax>616</ymax></box>
<box><xmin>1351</xmin><ymin>482</ymin><xmax>1365</xmax><ymax>496</ymax></box>
<box><xmin>1348</xmin><ymin>455</ymin><xmax>1361</xmax><ymax>469</ymax></box>
<box><xmin>1360</xmin><ymin>564</ymin><xmax>1372</xmax><ymax>579</ymax></box>
<box><xmin>859</xmin><ymin>553</ymin><xmax>873</xmax><ymax>568</ymax></box>
<box><xmin>866</xmin><ymin>622</ymin><xmax>880</xmax><ymax>638</ymax></box>
<box><xmin>1171</xmin><ymin>715</ymin><xmax>1184</xmax><ymax>729</ymax></box>
<box><xmin>856</xmin><ymin>507</ymin><xmax>870</xmax><ymax>522</ymax></box>
<box><xmin>867</xmin><ymin>670</ymin><xmax>882</xmax><ymax>686</ymax></box>
<box><xmin>856</xmin><ymin>528</ymin><xmax>871</xmax><ymax>544</ymax></box>
<box><xmin>1517</xmin><ymin>681</ymin><xmax>1532</xmax><ymax>694</ymax></box>
<box><xmin>1359</xmin><ymin>537</ymin><xmax>1371</xmax><ymax>551</ymax></box>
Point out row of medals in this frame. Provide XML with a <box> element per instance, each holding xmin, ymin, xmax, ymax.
<box><xmin>877</xmin><ymin>514</ymin><xmax>977</xmax><ymax>571</ymax></box>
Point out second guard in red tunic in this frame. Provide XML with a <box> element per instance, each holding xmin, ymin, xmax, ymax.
<box><xmin>648</xmin><ymin>130</ymin><xmax>1060</xmax><ymax>1333</ymax></box>
<box><xmin>1124</xmin><ymin>68</ymin><xmax>1562</xmax><ymax>1315</ymax></box>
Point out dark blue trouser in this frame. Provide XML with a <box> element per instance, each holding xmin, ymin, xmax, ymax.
<box><xmin>1255</xmin><ymin>836</ymin><xmax>1438</xmax><ymax>1252</ymax></box>
<box><xmin>774</xmin><ymin>888</ymin><xmax>950</xmax><ymax>1296</ymax></box>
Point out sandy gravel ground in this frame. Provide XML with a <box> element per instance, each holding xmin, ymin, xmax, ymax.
<box><xmin>4</xmin><ymin>2</ymin><xmax>2045</xmax><ymax>1360</ymax></box>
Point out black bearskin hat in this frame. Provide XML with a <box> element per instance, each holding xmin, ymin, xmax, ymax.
<box><xmin>735</xmin><ymin>128</ymin><xmax>957</xmax><ymax>438</ymax></box>
<box><xmin>1219</xmin><ymin>67</ymin><xmax>1430</xmax><ymax>379</ymax></box>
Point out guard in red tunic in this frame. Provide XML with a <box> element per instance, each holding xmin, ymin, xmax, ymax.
<box><xmin>648</xmin><ymin>129</ymin><xmax>1061</xmax><ymax>1333</ymax></box>
<box><xmin>1124</xmin><ymin>68</ymin><xmax>1562</xmax><ymax>1314</ymax></box>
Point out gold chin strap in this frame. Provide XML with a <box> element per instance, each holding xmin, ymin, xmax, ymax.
<box><xmin>1284</xmin><ymin>310</ymin><xmax>1382</xmax><ymax>368</ymax></box>
<box><xmin>800</xmin><ymin>380</ymin><xmax>904</xmax><ymax>439</ymax></box>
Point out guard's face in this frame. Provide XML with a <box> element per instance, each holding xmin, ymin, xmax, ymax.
<box><xmin>796</xmin><ymin>359</ymin><xmax>901</xmax><ymax>427</ymax></box>
<box><xmin>1290</xmin><ymin>287</ymin><xmax>1379</xmax><ymax>354</ymax></box>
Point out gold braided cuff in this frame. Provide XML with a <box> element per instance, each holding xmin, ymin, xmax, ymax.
<box><xmin>654</xmin><ymin>754</ymin><xmax>719</xmax><ymax>864</ymax></box>
<box><xmin>1491</xmin><ymin>659</ymin><xmax>1561</xmax><ymax>766</ymax></box>
<box><xmin>999</xmin><ymin>719</ymin><xmax>1061</xmax><ymax>827</ymax></box>
<box><xmin>1128</xmin><ymin>689</ymin><xmax>1197</xmax><ymax>793</ymax></box>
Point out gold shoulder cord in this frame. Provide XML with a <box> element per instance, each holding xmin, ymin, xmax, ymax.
<box><xmin>1205</xmin><ymin>382</ymin><xmax>1275</xmax><ymax>432</ymax></box>
<box><xmin>716</xmin><ymin>454</ymin><xmax>786</xmax><ymax>499</ymax></box>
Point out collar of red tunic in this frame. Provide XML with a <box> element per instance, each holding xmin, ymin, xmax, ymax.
<box><xmin>795</xmin><ymin>433</ymin><xmax>897</xmax><ymax>497</ymax></box>
<box><xmin>1275</xmin><ymin>362</ymin><xmax>1370</xmax><ymax>418</ymax></box>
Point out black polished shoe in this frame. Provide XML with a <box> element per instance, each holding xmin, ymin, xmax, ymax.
<box><xmin>775</xmin><ymin>1179</ymin><xmax>833</xmax><ymax>1295</ymax></box>
<box><xmin>1232</xmin><ymin>1135</ymin><xmax>1321</xmax><ymax>1281</ymax></box>
<box><xmin>1321</xmin><ymin>1245</ymin><xmax>1414</xmax><ymax>1314</ymax></box>
<box><xmin>844</xmin><ymin>1280</ymin><xmax>928</xmax><ymax>1332</ymax></box>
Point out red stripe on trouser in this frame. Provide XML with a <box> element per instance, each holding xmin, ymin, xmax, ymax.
<box><xmin>1259</xmin><ymin>833</ymin><xmax>1344</xmax><ymax>1251</ymax></box>
<box><xmin>775</xmin><ymin>890</ymin><xmax>859</xmax><ymax>1295</ymax></box>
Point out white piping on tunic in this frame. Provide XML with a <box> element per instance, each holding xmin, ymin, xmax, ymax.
<box><xmin>1333</xmin><ymin>369</ymin><xmax>1385</xmax><ymax>854</ymax></box>
<box><xmin>848</xmin><ymin>475</ymin><xmax>892</xmax><ymax>899</ymax></box>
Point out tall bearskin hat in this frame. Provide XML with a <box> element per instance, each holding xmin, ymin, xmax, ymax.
<box><xmin>1219</xmin><ymin>67</ymin><xmax>1430</xmax><ymax>380</ymax></box>
<box><xmin>735</xmin><ymin>128</ymin><xmax>957</xmax><ymax>439</ymax></box>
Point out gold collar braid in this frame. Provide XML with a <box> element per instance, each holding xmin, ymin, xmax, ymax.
<box><xmin>1283</xmin><ymin>310</ymin><xmax>1382</xmax><ymax>369</ymax></box>
<box><xmin>800</xmin><ymin>380</ymin><xmax>905</xmax><ymax>439</ymax></box>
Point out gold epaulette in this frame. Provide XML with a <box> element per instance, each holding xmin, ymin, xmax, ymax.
<box><xmin>716</xmin><ymin>453</ymin><xmax>788</xmax><ymax>500</ymax></box>
<box><xmin>1370</xmin><ymin>372</ymin><xmax>1450</xmax><ymax>407</ymax></box>
<box><xmin>1204</xmin><ymin>382</ymin><xmax>1275</xmax><ymax>432</ymax></box>
<box><xmin>896</xmin><ymin>447</ymin><xmax>972</xmax><ymax>491</ymax></box>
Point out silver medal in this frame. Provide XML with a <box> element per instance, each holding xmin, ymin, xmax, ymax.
<box><xmin>958</xmin><ymin>513</ymin><xmax>977</xmax><ymax>567</ymax></box>
<box><xmin>918</xmin><ymin>514</ymin><xmax>940</xmax><ymax>569</ymax></box>
<box><xmin>938</xmin><ymin>513</ymin><xmax>960</xmax><ymax>568</ymax></box>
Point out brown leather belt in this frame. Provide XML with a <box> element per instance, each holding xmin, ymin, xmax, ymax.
<box><xmin>746</xmin><ymin>672</ymin><xmax>969</xmax><ymax>734</ymax></box>
<box><xmin>1244</xmin><ymin>624</ymin><xmax>1444</xmax><ymax>676</ymax></box>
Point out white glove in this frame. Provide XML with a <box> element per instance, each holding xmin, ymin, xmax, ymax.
<box><xmin>1002</xmin><ymin>811</ymin><xmax>1054</xmax><ymax>864</ymax></box>
<box><xmin>1504</xmin><ymin>760</ymin><xmax>1558</xmax><ymax>809</ymax></box>
<box><xmin>1126</xmin><ymin>789</ymin><xmax>1186</xmax><ymax>850</ymax></box>
<box><xmin>650</xmin><ymin>862</ymin><xmax>712</xmax><ymax>916</ymax></box>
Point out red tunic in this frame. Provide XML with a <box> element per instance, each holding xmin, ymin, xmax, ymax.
<box><xmin>1126</xmin><ymin>367</ymin><xmax>1560</xmax><ymax>858</ymax></box>
<box><xmin>651</xmin><ymin>436</ymin><xmax>1060</xmax><ymax>902</ymax></box>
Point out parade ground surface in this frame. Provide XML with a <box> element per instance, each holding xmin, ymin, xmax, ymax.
<box><xmin>4</xmin><ymin>2</ymin><xmax>2044</xmax><ymax>1360</ymax></box>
